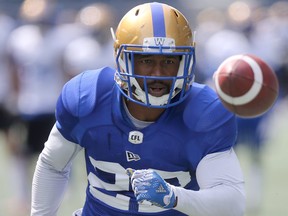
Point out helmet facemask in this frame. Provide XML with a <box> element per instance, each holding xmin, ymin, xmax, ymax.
<box><xmin>114</xmin><ymin>43</ymin><xmax>195</xmax><ymax>108</ymax></box>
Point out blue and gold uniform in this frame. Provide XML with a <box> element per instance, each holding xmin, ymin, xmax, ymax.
<box><xmin>56</xmin><ymin>67</ymin><xmax>236</xmax><ymax>215</ymax></box>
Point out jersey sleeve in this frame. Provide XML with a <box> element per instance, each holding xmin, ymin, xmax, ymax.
<box><xmin>55</xmin><ymin>67</ymin><xmax>114</xmax><ymax>143</ymax></box>
<box><xmin>31</xmin><ymin>125</ymin><xmax>83</xmax><ymax>216</ymax></box>
<box><xmin>184</xmin><ymin>83</ymin><xmax>237</xmax><ymax>153</ymax></box>
<box><xmin>55</xmin><ymin>70</ymin><xmax>95</xmax><ymax>143</ymax></box>
<box><xmin>184</xmin><ymin>84</ymin><xmax>235</xmax><ymax>132</ymax></box>
<box><xmin>173</xmin><ymin>149</ymin><xmax>245</xmax><ymax>216</ymax></box>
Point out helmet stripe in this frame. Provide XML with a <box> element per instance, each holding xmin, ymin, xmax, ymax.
<box><xmin>150</xmin><ymin>3</ymin><xmax>166</xmax><ymax>37</ymax></box>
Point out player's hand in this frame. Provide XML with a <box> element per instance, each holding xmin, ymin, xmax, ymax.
<box><xmin>126</xmin><ymin>168</ymin><xmax>176</xmax><ymax>209</ymax></box>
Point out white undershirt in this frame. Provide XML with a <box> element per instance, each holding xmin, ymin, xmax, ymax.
<box><xmin>31</xmin><ymin>125</ymin><xmax>245</xmax><ymax>216</ymax></box>
<box><xmin>123</xmin><ymin>99</ymin><xmax>154</xmax><ymax>129</ymax></box>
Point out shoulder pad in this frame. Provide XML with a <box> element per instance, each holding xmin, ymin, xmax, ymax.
<box><xmin>183</xmin><ymin>83</ymin><xmax>234</xmax><ymax>132</ymax></box>
<box><xmin>61</xmin><ymin>67</ymin><xmax>115</xmax><ymax>117</ymax></box>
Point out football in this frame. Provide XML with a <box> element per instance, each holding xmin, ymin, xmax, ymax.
<box><xmin>213</xmin><ymin>54</ymin><xmax>279</xmax><ymax>118</ymax></box>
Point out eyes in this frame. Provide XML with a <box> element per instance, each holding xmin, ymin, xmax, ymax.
<box><xmin>140</xmin><ymin>58</ymin><xmax>175</xmax><ymax>65</ymax></box>
<box><xmin>133</xmin><ymin>55</ymin><xmax>181</xmax><ymax>76</ymax></box>
<box><xmin>134</xmin><ymin>55</ymin><xmax>180</xmax><ymax>65</ymax></box>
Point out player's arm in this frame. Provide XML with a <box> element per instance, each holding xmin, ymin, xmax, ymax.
<box><xmin>173</xmin><ymin>148</ymin><xmax>245</xmax><ymax>216</ymax></box>
<box><xmin>31</xmin><ymin>124</ymin><xmax>83</xmax><ymax>216</ymax></box>
<box><xmin>31</xmin><ymin>70</ymin><xmax>100</xmax><ymax>216</ymax></box>
<box><xmin>175</xmin><ymin>87</ymin><xmax>245</xmax><ymax>215</ymax></box>
<box><xmin>129</xmin><ymin>148</ymin><xmax>245</xmax><ymax>216</ymax></box>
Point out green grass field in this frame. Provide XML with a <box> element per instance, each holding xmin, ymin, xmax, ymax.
<box><xmin>1</xmin><ymin>99</ymin><xmax>287</xmax><ymax>216</ymax></box>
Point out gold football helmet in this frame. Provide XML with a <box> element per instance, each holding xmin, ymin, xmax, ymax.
<box><xmin>113</xmin><ymin>2</ymin><xmax>196</xmax><ymax>108</ymax></box>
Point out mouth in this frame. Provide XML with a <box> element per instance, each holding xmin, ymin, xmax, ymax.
<box><xmin>147</xmin><ymin>83</ymin><xmax>169</xmax><ymax>97</ymax></box>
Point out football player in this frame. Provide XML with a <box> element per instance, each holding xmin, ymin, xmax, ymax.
<box><xmin>31</xmin><ymin>2</ymin><xmax>246</xmax><ymax>216</ymax></box>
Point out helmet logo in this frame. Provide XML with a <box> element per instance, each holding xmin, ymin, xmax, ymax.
<box><xmin>143</xmin><ymin>37</ymin><xmax>175</xmax><ymax>52</ymax></box>
<box><xmin>154</xmin><ymin>37</ymin><xmax>166</xmax><ymax>46</ymax></box>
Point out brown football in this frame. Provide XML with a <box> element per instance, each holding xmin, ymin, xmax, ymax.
<box><xmin>213</xmin><ymin>54</ymin><xmax>279</xmax><ymax>118</ymax></box>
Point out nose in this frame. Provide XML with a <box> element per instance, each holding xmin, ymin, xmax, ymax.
<box><xmin>150</xmin><ymin>63</ymin><xmax>164</xmax><ymax>76</ymax></box>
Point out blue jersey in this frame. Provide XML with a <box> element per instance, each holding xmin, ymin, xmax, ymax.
<box><xmin>56</xmin><ymin>67</ymin><xmax>237</xmax><ymax>216</ymax></box>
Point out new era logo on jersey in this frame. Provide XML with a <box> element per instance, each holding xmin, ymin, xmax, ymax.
<box><xmin>128</xmin><ymin>131</ymin><xmax>143</xmax><ymax>144</ymax></box>
<box><xmin>126</xmin><ymin>151</ymin><xmax>141</xmax><ymax>162</ymax></box>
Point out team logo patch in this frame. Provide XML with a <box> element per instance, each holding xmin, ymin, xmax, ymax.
<box><xmin>142</xmin><ymin>37</ymin><xmax>175</xmax><ymax>53</ymax></box>
<box><xmin>128</xmin><ymin>131</ymin><xmax>143</xmax><ymax>144</ymax></box>
<box><xmin>126</xmin><ymin>151</ymin><xmax>141</xmax><ymax>162</ymax></box>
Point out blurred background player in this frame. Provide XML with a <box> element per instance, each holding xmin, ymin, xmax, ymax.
<box><xmin>0</xmin><ymin>12</ymin><xmax>17</xmax><ymax>138</ymax></box>
<box><xmin>61</xmin><ymin>2</ymin><xmax>116</xmax><ymax>77</ymax></box>
<box><xmin>235</xmin><ymin>116</ymin><xmax>267</xmax><ymax>214</ymax></box>
<box><xmin>3</xmin><ymin>1</ymin><xmax>117</xmax><ymax>215</ymax></box>
<box><xmin>0</xmin><ymin>15</ymin><xmax>23</xmax><ymax>214</ymax></box>
<box><xmin>4</xmin><ymin>0</ymin><xmax>63</xmax><ymax>214</ymax></box>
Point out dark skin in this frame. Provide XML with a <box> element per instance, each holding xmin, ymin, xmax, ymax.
<box><xmin>125</xmin><ymin>54</ymin><xmax>181</xmax><ymax>122</ymax></box>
